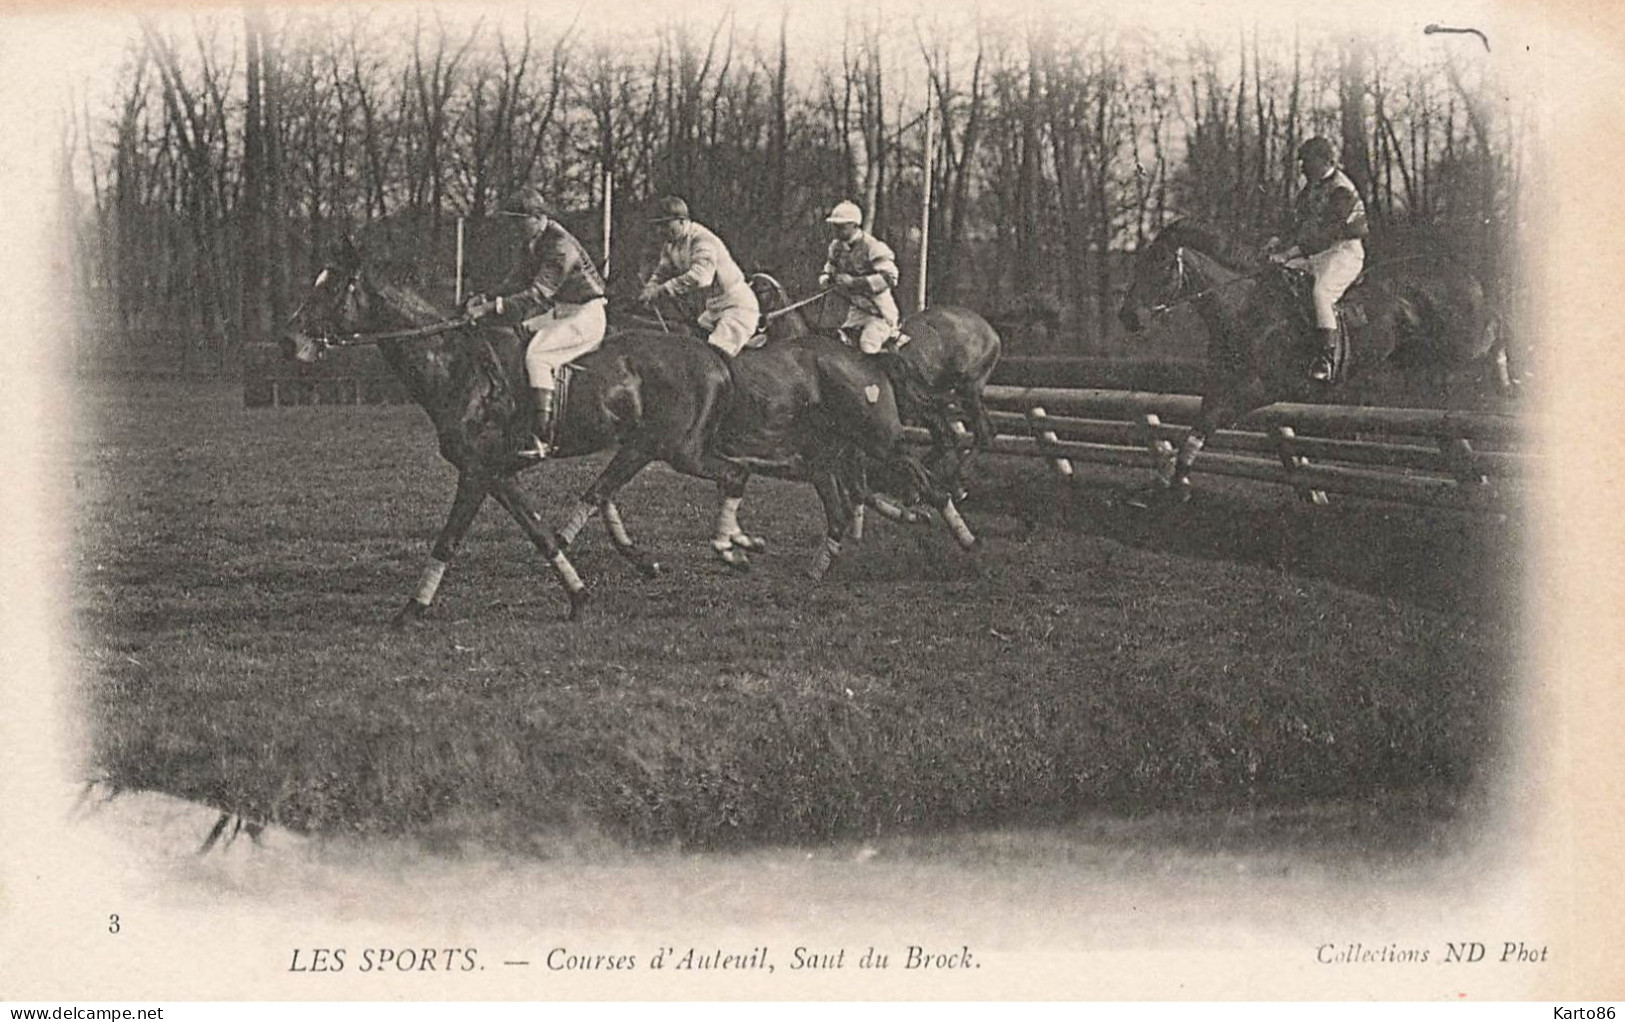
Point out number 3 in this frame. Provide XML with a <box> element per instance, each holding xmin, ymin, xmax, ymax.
<box><xmin>108</xmin><ymin>914</ymin><xmax>120</xmax><ymax>934</ymax></box>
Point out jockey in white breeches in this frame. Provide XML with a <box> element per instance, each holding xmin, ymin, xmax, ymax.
<box><xmin>1266</xmin><ymin>136</ymin><xmax>1369</xmax><ymax>382</ymax></box>
<box><xmin>638</xmin><ymin>196</ymin><xmax>761</xmax><ymax>358</ymax></box>
<box><xmin>818</xmin><ymin>200</ymin><xmax>901</xmax><ymax>354</ymax></box>
<box><xmin>465</xmin><ymin>186</ymin><xmax>608</xmax><ymax>460</ymax></box>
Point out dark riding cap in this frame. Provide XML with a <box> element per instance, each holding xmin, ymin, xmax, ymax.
<box><xmin>1298</xmin><ymin>137</ymin><xmax>1336</xmax><ymax>164</ymax></box>
<box><xmin>649</xmin><ymin>195</ymin><xmax>691</xmax><ymax>222</ymax></box>
<box><xmin>499</xmin><ymin>186</ymin><xmax>550</xmax><ymax>219</ymax></box>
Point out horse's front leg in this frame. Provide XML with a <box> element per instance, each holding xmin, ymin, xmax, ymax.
<box><xmin>885</xmin><ymin>445</ymin><xmax>977</xmax><ymax>551</ymax></box>
<box><xmin>487</xmin><ymin>475</ymin><xmax>590</xmax><ymax>622</ymax></box>
<box><xmin>556</xmin><ymin>446</ymin><xmax>665</xmax><ymax>579</ymax></box>
<box><xmin>805</xmin><ymin>470</ymin><xmax>856</xmax><ymax>581</ymax></box>
<box><xmin>392</xmin><ymin>469</ymin><xmax>488</xmax><ymax>629</ymax></box>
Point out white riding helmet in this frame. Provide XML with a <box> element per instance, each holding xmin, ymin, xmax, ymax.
<box><xmin>825</xmin><ymin>200</ymin><xmax>863</xmax><ymax>225</ymax></box>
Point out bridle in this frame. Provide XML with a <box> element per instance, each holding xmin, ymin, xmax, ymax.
<box><xmin>1144</xmin><ymin>246</ymin><xmax>1271</xmax><ymax>318</ymax></box>
<box><xmin>291</xmin><ymin>266</ymin><xmax>472</xmax><ymax>352</ymax></box>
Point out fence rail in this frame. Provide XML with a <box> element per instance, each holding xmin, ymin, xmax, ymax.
<box><xmin>908</xmin><ymin>385</ymin><xmax>1529</xmax><ymax>513</ymax></box>
<box><xmin>246</xmin><ymin>356</ymin><xmax>1529</xmax><ymax>512</ymax></box>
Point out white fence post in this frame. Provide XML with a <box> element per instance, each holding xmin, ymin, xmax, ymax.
<box><xmin>1027</xmin><ymin>406</ymin><xmax>1073</xmax><ymax>478</ymax></box>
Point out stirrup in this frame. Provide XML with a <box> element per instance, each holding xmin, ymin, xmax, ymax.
<box><xmin>1309</xmin><ymin>356</ymin><xmax>1334</xmax><ymax>382</ymax></box>
<box><xmin>515</xmin><ymin>435</ymin><xmax>552</xmax><ymax>461</ymax></box>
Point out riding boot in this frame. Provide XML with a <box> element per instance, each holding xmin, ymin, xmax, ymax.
<box><xmin>1309</xmin><ymin>327</ymin><xmax>1338</xmax><ymax>383</ymax></box>
<box><xmin>517</xmin><ymin>386</ymin><xmax>554</xmax><ymax>461</ymax></box>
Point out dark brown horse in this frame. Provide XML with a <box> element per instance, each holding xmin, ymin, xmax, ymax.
<box><xmin>749</xmin><ymin>274</ymin><xmax>1003</xmax><ymax>496</ymax></box>
<box><xmin>1116</xmin><ymin>218</ymin><xmax>1512</xmax><ymax>506</ymax></box>
<box><xmin>284</xmin><ymin>239</ymin><xmax>973</xmax><ymax>625</ymax></box>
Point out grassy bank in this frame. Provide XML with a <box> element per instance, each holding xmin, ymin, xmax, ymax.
<box><xmin>73</xmin><ymin>380</ymin><xmax>1523</xmax><ymax>852</ymax></box>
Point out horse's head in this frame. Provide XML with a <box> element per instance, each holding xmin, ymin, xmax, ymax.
<box><xmin>748</xmin><ymin>272</ymin><xmax>790</xmax><ymax>315</ymax></box>
<box><xmin>283</xmin><ymin>236</ymin><xmax>376</xmax><ymax>363</ymax></box>
<box><xmin>749</xmin><ymin>271</ymin><xmax>812</xmax><ymax>342</ymax></box>
<box><xmin>1118</xmin><ymin>236</ymin><xmax>1186</xmax><ymax>335</ymax></box>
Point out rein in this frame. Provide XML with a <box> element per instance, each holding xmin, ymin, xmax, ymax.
<box><xmin>1149</xmin><ymin>249</ymin><xmax>1269</xmax><ymax>316</ymax></box>
<box><xmin>763</xmin><ymin>288</ymin><xmax>832</xmax><ymax>322</ymax></box>
<box><xmin>1149</xmin><ymin>247</ymin><xmax>1442</xmax><ymax>317</ymax></box>
<box><xmin>318</xmin><ymin>315</ymin><xmax>475</xmax><ymax>348</ymax></box>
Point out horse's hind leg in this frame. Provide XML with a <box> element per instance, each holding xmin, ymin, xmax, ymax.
<box><xmin>713</xmin><ymin>474</ymin><xmax>767</xmax><ymax>563</ymax></box>
<box><xmin>393</xmin><ymin>470</ymin><xmax>488</xmax><ymax>629</ymax></box>
<box><xmin>600</xmin><ymin>500</ymin><xmax>663</xmax><ymax>578</ymax></box>
<box><xmin>488</xmin><ymin>476</ymin><xmax>590</xmax><ymax>621</ymax></box>
<box><xmin>559</xmin><ymin>446</ymin><xmax>664</xmax><ymax>578</ymax></box>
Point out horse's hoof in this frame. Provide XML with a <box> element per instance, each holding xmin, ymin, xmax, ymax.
<box><xmin>715</xmin><ymin>546</ymin><xmax>751</xmax><ymax>572</ymax></box>
<box><xmin>566</xmin><ymin>589</ymin><xmax>589</xmax><ymax>622</ymax></box>
<box><xmin>731</xmin><ymin>533</ymin><xmax>767</xmax><ymax>554</ymax></box>
<box><xmin>390</xmin><ymin>599</ymin><xmax>428</xmax><ymax>630</ymax></box>
<box><xmin>638</xmin><ymin>559</ymin><xmax>664</xmax><ymax>579</ymax></box>
<box><xmin>805</xmin><ymin>561</ymin><xmax>830</xmax><ymax>582</ymax></box>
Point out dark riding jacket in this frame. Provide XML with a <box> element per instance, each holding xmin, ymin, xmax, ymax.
<box><xmin>493</xmin><ymin>219</ymin><xmax>607</xmax><ymax>322</ymax></box>
<box><xmin>1290</xmin><ymin>167</ymin><xmax>1369</xmax><ymax>256</ymax></box>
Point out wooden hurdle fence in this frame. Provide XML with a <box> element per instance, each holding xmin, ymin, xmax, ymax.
<box><xmin>246</xmin><ymin>353</ymin><xmax>1530</xmax><ymax>512</ymax></box>
<box><xmin>907</xmin><ymin>385</ymin><xmax>1530</xmax><ymax>513</ymax></box>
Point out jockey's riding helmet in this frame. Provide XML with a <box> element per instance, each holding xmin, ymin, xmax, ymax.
<box><xmin>1298</xmin><ymin>137</ymin><xmax>1336</xmax><ymax>164</ymax></box>
<box><xmin>825</xmin><ymin>200</ymin><xmax>863</xmax><ymax>225</ymax></box>
<box><xmin>650</xmin><ymin>195</ymin><xmax>691</xmax><ymax>222</ymax></box>
<box><xmin>499</xmin><ymin>186</ymin><xmax>549</xmax><ymax>219</ymax></box>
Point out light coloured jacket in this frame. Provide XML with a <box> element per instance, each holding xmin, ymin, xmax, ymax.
<box><xmin>646</xmin><ymin>221</ymin><xmax>758</xmax><ymax>315</ymax></box>
<box><xmin>821</xmin><ymin>231</ymin><xmax>900</xmax><ymax>324</ymax></box>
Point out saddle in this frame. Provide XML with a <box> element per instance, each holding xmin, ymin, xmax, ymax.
<box><xmin>1269</xmin><ymin>265</ymin><xmax>1367</xmax><ymax>385</ymax></box>
<box><xmin>835</xmin><ymin>324</ymin><xmax>912</xmax><ymax>352</ymax></box>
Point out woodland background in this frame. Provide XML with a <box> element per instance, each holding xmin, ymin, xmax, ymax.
<box><xmin>51</xmin><ymin>4</ymin><xmax>1529</xmax><ymax>376</ymax></box>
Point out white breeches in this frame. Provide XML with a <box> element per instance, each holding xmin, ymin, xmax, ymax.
<box><xmin>524</xmin><ymin>298</ymin><xmax>607</xmax><ymax>386</ymax></box>
<box><xmin>1287</xmin><ymin>241</ymin><xmax>1363</xmax><ymax>330</ymax></box>
<box><xmin>841</xmin><ymin>309</ymin><xmax>900</xmax><ymax>354</ymax></box>
<box><xmin>698</xmin><ymin>303</ymin><xmax>761</xmax><ymax>358</ymax></box>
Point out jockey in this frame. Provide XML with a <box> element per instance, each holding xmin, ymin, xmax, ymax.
<box><xmin>1265</xmin><ymin>136</ymin><xmax>1369</xmax><ymax>382</ymax></box>
<box><xmin>818</xmin><ymin>199</ymin><xmax>901</xmax><ymax>354</ymax></box>
<box><xmin>466</xmin><ymin>186</ymin><xmax>609</xmax><ymax>460</ymax></box>
<box><xmin>637</xmin><ymin>196</ymin><xmax>761</xmax><ymax>357</ymax></box>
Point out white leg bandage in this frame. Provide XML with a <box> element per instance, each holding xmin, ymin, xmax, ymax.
<box><xmin>715</xmin><ymin>495</ymin><xmax>744</xmax><ymax>543</ymax></box>
<box><xmin>558</xmin><ymin>502</ymin><xmax>596</xmax><ymax>545</ymax></box>
<box><xmin>550</xmin><ymin>552</ymin><xmax>585</xmax><ymax>594</ymax></box>
<box><xmin>603</xmin><ymin>502</ymin><xmax>634</xmax><ymax>547</ymax></box>
<box><xmin>413</xmin><ymin>557</ymin><xmax>448</xmax><ymax>605</ymax></box>
<box><xmin>941</xmin><ymin>500</ymin><xmax>976</xmax><ymax>549</ymax></box>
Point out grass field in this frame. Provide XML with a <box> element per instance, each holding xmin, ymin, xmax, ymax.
<box><xmin>71</xmin><ymin>378</ymin><xmax>1524</xmax><ymax>857</ymax></box>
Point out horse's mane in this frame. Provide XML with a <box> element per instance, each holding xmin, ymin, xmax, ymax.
<box><xmin>373</xmin><ymin>279</ymin><xmax>450</xmax><ymax>327</ymax></box>
<box><xmin>1153</xmin><ymin>218</ymin><xmax>1263</xmax><ymax>273</ymax></box>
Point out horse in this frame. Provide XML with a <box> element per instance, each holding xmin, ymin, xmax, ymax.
<box><xmin>283</xmin><ymin>238</ymin><xmax>974</xmax><ymax>626</ymax></box>
<box><xmin>748</xmin><ymin>273</ymin><xmax>1003</xmax><ymax>497</ymax></box>
<box><xmin>1116</xmin><ymin>217</ymin><xmax>1513</xmax><ymax>506</ymax></box>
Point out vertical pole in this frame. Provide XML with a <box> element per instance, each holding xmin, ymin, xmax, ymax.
<box><xmin>454</xmin><ymin>216</ymin><xmax>466</xmax><ymax>306</ymax></box>
<box><xmin>602</xmin><ymin>167</ymin><xmax>613</xmax><ymax>277</ymax></box>
<box><xmin>917</xmin><ymin>84</ymin><xmax>933</xmax><ymax>312</ymax></box>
